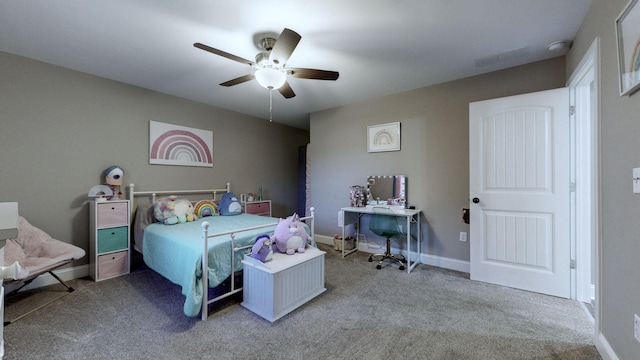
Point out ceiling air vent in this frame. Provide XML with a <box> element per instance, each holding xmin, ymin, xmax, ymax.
<box><xmin>474</xmin><ymin>47</ymin><xmax>529</xmax><ymax>67</ymax></box>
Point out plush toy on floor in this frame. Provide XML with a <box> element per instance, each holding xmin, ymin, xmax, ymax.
<box><xmin>251</xmin><ymin>234</ymin><xmax>273</xmax><ymax>262</ymax></box>
<box><xmin>273</xmin><ymin>213</ymin><xmax>311</xmax><ymax>255</ymax></box>
<box><xmin>154</xmin><ymin>195</ymin><xmax>198</xmax><ymax>225</ymax></box>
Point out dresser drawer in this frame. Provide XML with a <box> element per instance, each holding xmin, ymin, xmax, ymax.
<box><xmin>97</xmin><ymin>202</ymin><xmax>128</xmax><ymax>227</ymax></box>
<box><xmin>245</xmin><ymin>201</ymin><xmax>271</xmax><ymax>216</ymax></box>
<box><xmin>97</xmin><ymin>226</ymin><xmax>128</xmax><ymax>253</ymax></box>
<box><xmin>97</xmin><ymin>250</ymin><xmax>128</xmax><ymax>280</ymax></box>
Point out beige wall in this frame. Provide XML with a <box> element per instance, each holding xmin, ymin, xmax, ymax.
<box><xmin>567</xmin><ymin>0</ymin><xmax>640</xmax><ymax>358</ymax></box>
<box><xmin>310</xmin><ymin>57</ymin><xmax>566</xmax><ymax>262</ymax></box>
<box><xmin>0</xmin><ymin>51</ymin><xmax>309</xmax><ymax>266</ymax></box>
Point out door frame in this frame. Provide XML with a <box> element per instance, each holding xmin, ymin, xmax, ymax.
<box><xmin>567</xmin><ymin>38</ymin><xmax>599</xmax><ymax>327</ymax></box>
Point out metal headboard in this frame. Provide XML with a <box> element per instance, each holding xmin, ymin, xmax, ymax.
<box><xmin>127</xmin><ymin>183</ymin><xmax>231</xmax><ymax>217</ymax></box>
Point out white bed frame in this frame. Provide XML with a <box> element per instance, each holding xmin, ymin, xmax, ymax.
<box><xmin>127</xmin><ymin>183</ymin><xmax>315</xmax><ymax>320</ymax></box>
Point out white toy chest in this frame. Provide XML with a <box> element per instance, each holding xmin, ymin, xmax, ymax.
<box><xmin>241</xmin><ymin>247</ymin><xmax>326</xmax><ymax>322</ymax></box>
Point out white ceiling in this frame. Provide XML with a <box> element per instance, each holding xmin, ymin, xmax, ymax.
<box><xmin>0</xmin><ymin>0</ymin><xmax>593</xmax><ymax>130</ymax></box>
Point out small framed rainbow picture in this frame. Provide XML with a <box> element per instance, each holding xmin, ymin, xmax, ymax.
<box><xmin>149</xmin><ymin>121</ymin><xmax>213</xmax><ymax>167</ymax></box>
<box><xmin>616</xmin><ymin>0</ymin><xmax>640</xmax><ymax>96</ymax></box>
<box><xmin>367</xmin><ymin>121</ymin><xmax>400</xmax><ymax>153</ymax></box>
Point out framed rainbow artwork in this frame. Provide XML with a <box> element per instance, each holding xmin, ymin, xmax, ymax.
<box><xmin>149</xmin><ymin>121</ymin><xmax>213</xmax><ymax>167</ymax></box>
<box><xmin>367</xmin><ymin>121</ymin><xmax>400</xmax><ymax>153</ymax></box>
<box><xmin>616</xmin><ymin>0</ymin><xmax>640</xmax><ymax>96</ymax></box>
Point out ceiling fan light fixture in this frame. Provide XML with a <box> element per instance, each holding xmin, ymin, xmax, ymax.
<box><xmin>196</xmin><ymin>28</ymin><xmax>338</xmax><ymax>100</ymax></box>
<box><xmin>255</xmin><ymin>67</ymin><xmax>287</xmax><ymax>90</ymax></box>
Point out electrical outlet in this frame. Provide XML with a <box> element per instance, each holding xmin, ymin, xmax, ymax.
<box><xmin>635</xmin><ymin>314</ymin><xmax>640</xmax><ymax>343</ymax></box>
<box><xmin>459</xmin><ymin>232</ymin><xmax>467</xmax><ymax>242</ymax></box>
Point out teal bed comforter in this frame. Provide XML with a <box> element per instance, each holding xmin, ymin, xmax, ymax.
<box><xmin>142</xmin><ymin>214</ymin><xmax>280</xmax><ymax>317</ymax></box>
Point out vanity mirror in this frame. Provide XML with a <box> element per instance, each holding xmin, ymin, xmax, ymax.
<box><xmin>366</xmin><ymin>175</ymin><xmax>407</xmax><ymax>207</ymax></box>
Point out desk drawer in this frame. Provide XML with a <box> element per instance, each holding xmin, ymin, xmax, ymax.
<box><xmin>97</xmin><ymin>250</ymin><xmax>128</xmax><ymax>280</ymax></box>
<box><xmin>97</xmin><ymin>226</ymin><xmax>128</xmax><ymax>254</ymax></box>
<box><xmin>97</xmin><ymin>202</ymin><xmax>128</xmax><ymax>227</ymax></box>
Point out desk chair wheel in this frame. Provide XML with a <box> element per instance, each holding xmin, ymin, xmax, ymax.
<box><xmin>370</xmin><ymin>252</ymin><xmax>406</xmax><ymax>270</ymax></box>
<box><xmin>375</xmin><ymin>262</ymin><xmax>405</xmax><ymax>270</ymax></box>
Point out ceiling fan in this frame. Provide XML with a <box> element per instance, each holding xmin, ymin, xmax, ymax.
<box><xmin>194</xmin><ymin>28</ymin><xmax>339</xmax><ymax>99</ymax></box>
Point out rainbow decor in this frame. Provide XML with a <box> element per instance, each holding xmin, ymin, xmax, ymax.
<box><xmin>149</xmin><ymin>121</ymin><xmax>213</xmax><ymax>167</ymax></box>
<box><xmin>194</xmin><ymin>200</ymin><xmax>218</xmax><ymax>217</ymax></box>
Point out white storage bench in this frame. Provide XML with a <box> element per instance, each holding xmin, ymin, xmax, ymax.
<box><xmin>241</xmin><ymin>246</ymin><xmax>326</xmax><ymax>322</ymax></box>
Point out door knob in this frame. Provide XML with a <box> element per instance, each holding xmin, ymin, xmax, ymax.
<box><xmin>472</xmin><ymin>197</ymin><xmax>480</xmax><ymax>204</ymax></box>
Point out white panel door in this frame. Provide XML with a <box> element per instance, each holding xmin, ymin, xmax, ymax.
<box><xmin>469</xmin><ymin>88</ymin><xmax>570</xmax><ymax>298</ymax></box>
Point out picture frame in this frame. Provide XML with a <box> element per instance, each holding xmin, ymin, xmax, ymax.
<box><xmin>616</xmin><ymin>0</ymin><xmax>640</xmax><ymax>96</ymax></box>
<box><xmin>149</xmin><ymin>121</ymin><xmax>213</xmax><ymax>167</ymax></box>
<box><xmin>367</xmin><ymin>122</ymin><xmax>400</xmax><ymax>153</ymax></box>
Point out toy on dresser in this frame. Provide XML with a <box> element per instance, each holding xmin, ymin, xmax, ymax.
<box><xmin>103</xmin><ymin>165</ymin><xmax>125</xmax><ymax>200</ymax></box>
<box><xmin>273</xmin><ymin>213</ymin><xmax>312</xmax><ymax>255</ymax></box>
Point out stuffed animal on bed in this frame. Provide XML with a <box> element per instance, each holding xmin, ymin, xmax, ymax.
<box><xmin>273</xmin><ymin>213</ymin><xmax>311</xmax><ymax>255</ymax></box>
<box><xmin>251</xmin><ymin>234</ymin><xmax>273</xmax><ymax>262</ymax></box>
<box><xmin>219</xmin><ymin>192</ymin><xmax>242</xmax><ymax>216</ymax></box>
<box><xmin>154</xmin><ymin>195</ymin><xmax>198</xmax><ymax>225</ymax></box>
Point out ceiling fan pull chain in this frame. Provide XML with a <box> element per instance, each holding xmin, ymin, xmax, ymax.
<box><xmin>269</xmin><ymin>89</ymin><xmax>273</xmax><ymax>122</ymax></box>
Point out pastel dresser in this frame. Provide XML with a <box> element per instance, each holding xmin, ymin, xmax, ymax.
<box><xmin>89</xmin><ymin>199</ymin><xmax>130</xmax><ymax>281</ymax></box>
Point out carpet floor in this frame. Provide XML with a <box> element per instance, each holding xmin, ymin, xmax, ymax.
<box><xmin>2</xmin><ymin>244</ymin><xmax>600</xmax><ymax>360</ymax></box>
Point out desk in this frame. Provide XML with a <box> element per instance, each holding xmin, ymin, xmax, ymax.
<box><xmin>339</xmin><ymin>206</ymin><xmax>421</xmax><ymax>273</ymax></box>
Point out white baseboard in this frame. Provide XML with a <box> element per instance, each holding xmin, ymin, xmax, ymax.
<box><xmin>595</xmin><ymin>331</ymin><xmax>619</xmax><ymax>360</ymax></box>
<box><xmin>418</xmin><ymin>253</ymin><xmax>470</xmax><ymax>273</ymax></box>
<box><xmin>4</xmin><ymin>264</ymin><xmax>89</xmax><ymax>294</ymax></box>
<box><xmin>315</xmin><ymin>234</ymin><xmax>470</xmax><ymax>273</ymax></box>
<box><xmin>315</xmin><ymin>234</ymin><xmax>334</xmax><ymax>246</ymax></box>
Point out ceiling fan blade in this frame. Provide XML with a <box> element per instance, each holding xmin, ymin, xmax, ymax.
<box><xmin>194</xmin><ymin>43</ymin><xmax>255</xmax><ymax>66</ymax></box>
<box><xmin>220</xmin><ymin>74</ymin><xmax>255</xmax><ymax>87</ymax></box>
<box><xmin>269</xmin><ymin>28</ymin><xmax>301</xmax><ymax>65</ymax></box>
<box><xmin>288</xmin><ymin>68</ymin><xmax>339</xmax><ymax>81</ymax></box>
<box><xmin>278</xmin><ymin>81</ymin><xmax>296</xmax><ymax>99</ymax></box>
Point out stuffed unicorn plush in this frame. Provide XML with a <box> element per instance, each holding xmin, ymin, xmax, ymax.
<box><xmin>273</xmin><ymin>213</ymin><xmax>311</xmax><ymax>255</ymax></box>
